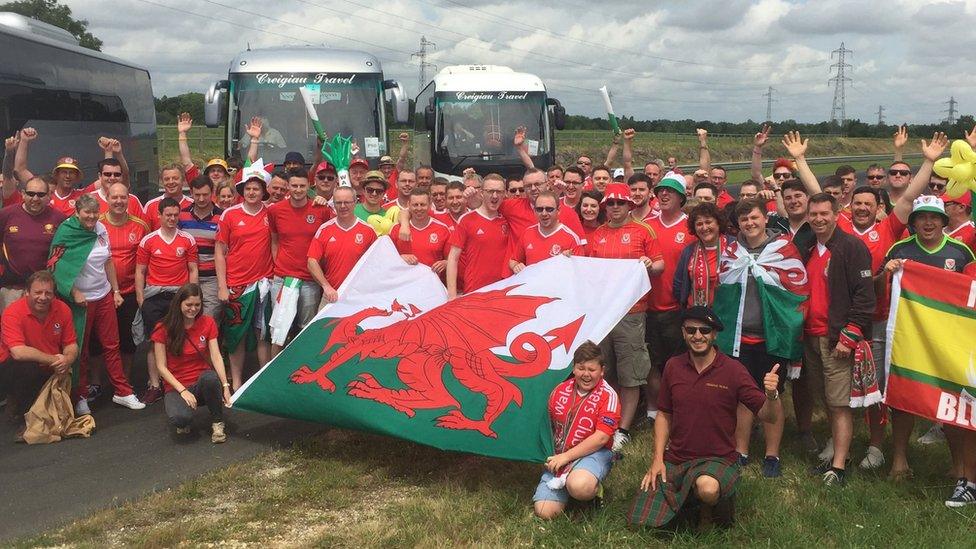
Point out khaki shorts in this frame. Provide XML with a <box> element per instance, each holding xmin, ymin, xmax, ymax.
<box><xmin>803</xmin><ymin>335</ymin><xmax>853</xmax><ymax>408</ymax></box>
<box><xmin>599</xmin><ymin>313</ymin><xmax>652</xmax><ymax>388</ymax></box>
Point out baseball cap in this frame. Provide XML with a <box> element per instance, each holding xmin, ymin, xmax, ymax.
<box><xmin>350</xmin><ymin>157</ymin><xmax>370</xmax><ymax>170</ymax></box>
<box><xmin>284</xmin><ymin>151</ymin><xmax>306</xmax><ymax>165</ymax></box>
<box><xmin>54</xmin><ymin>156</ymin><xmax>81</xmax><ymax>173</ymax></box>
<box><xmin>601</xmin><ymin>183</ymin><xmax>634</xmax><ymax>205</ymax></box>
<box><xmin>378</xmin><ymin>155</ymin><xmax>395</xmax><ymax>166</ymax></box>
<box><xmin>613</xmin><ymin>168</ymin><xmax>625</xmax><ymax>181</ymax></box>
<box><xmin>204</xmin><ymin>158</ymin><xmax>229</xmax><ymax>173</ymax></box>
<box><xmin>313</xmin><ymin>161</ymin><xmax>338</xmax><ymax>175</ymax></box>
<box><xmin>909</xmin><ymin>195</ymin><xmax>949</xmax><ymax>225</ymax></box>
<box><xmin>680</xmin><ymin>305</ymin><xmax>724</xmax><ymax>331</ymax></box>
<box><xmin>942</xmin><ymin>191</ymin><xmax>972</xmax><ymax>209</ymax></box>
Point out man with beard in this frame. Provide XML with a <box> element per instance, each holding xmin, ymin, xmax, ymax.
<box><xmin>434</xmin><ymin>181</ymin><xmax>468</xmax><ymax>229</ymax></box>
<box><xmin>634</xmin><ymin>306</ymin><xmax>780</xmax><ymax>529</ymax></box>
<box><xmin>628</xmin><ymin>173</ymin><xmax>656</xmax><ymax>222</ymax></box>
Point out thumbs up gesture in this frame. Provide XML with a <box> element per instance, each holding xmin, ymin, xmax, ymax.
<box><xmin>763</xmin><ymin>364</ymin><xmax>780</xmax><ymax>396</ymax></box>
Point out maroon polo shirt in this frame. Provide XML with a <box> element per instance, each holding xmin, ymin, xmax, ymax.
<box><xmin>0</xmin><ymin>205</ymin><xmax>67</xmax><ymax>286</ymax></box>
<box><xmin>657</xmin><ymin>349</ymin><xmax>766</xmax><ymax>464</ymax></box>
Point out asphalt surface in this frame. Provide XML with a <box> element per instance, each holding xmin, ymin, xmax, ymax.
<box><xmin>0</xmin><ymin>371</ymin><xmax>324</xmax><ymax>542</ymax></box>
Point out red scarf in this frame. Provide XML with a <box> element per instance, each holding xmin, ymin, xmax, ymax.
<box><xmin>550</xmin><ymin>379</ymin><xmax>608</xmax><ymax>453</ymax></box>
<box><xmin>690</xmin><ymin>236</ymin><xmax>729</xmax><ymax>307</ymax></box>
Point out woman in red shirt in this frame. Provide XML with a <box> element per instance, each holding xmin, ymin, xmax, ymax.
<box><xmin>533</xmin><ymin>341</ymin><xmax>621</xmax><ymax>520</ymax></box>
<box><xmin>152</xmin><ymin>283</ymin><xmax>232</xmax><ymax>443</ymax></box>
<box><xmin>575</xmin><ymin>190</ymin><xmax>605</xmax><ymax>240</ymax></box>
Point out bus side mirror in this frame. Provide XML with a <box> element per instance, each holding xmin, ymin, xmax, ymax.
<box><xmin>549</xmin><ymin>98</ymin><xmax>566</xmax><ymax>131</ymax></box>
<box><xmin>424</xmin><ymin>104</ymin><xmax>436</xmax><ymax>131</ymax></box>
<box><xmin>204</xmin><ymin>80</ymin><xmax>229</xmax><ymax>128</ymax></box>
<box><xmin>384</xmin><ymin>80</ymin><xmax>409</xmax><ymax>124</ymax></box>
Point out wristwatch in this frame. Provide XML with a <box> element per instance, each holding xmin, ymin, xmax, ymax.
<box><xmin>767</xmin><ymin>390</ymin><xmax>780</xmax><ymax>401</ymax></box>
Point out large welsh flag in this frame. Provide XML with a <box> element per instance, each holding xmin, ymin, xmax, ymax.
<box><xmin>886</xmin><ymin>261</ymin><xmax>976</xmax><ymax>430</ymax></box>
<box><xmin>713</xmin><ymin>236</ymin><xmax>808</xmax><ymax>365</ymax></box>
<box><xmin>232</xmin><ymin>238</ymin><xmax>650</xmax><ymax>462</ymax></box>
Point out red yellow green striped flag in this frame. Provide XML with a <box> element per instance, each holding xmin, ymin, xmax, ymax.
<box><xmin>886</xmin><ymin>261</ymin><xmax>976</xmax><ymax>430</ymax></box>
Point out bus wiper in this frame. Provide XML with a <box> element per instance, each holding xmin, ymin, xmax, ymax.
<box><xmin>451</xmin><ymin>153</ymin><xmax>501</xmax><ymax>172</ymax></box>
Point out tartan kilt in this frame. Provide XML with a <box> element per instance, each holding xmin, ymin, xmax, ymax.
<box><xmin>627</xmin><ymin>457</ymin><xmax>740</xmax><ymax>527</ymax></box>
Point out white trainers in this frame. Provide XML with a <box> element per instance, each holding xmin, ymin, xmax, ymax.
<box><xmin>612</xmin><ymin>430</ymin><xmax>631</xmax><ymax>452</ymax></box>
<box><xmin>646</xmin><ymin>409</ymin><xmax>658</xmax><ymax>421</ymax></box>
<box><xmin>917</xmin><ymin>424</ymin><xmax>945</xmax><ymax>445</ymax></box>
<box><xmin>818</xmin><ymin>437</ymin><xmax>834</xmax><ymax>462</ymax></box>
<box><xmin>175</xmin><ymin>426</ymin><xmax>191</xmax><ymax>435</ymax></box>
<box><xmin>859</xmin><ymin>446</ymin><xmax>885</xmax><ymax>470</ymax></box>
<box><xmin>112</xmin><ymin>393</ymin><xmax>146</xmax><ymax>410</ymax></box>
<box><xmin>74</xmin><ymin>399</ymin><xmax>91</xmax><ymax>416</ymax></box>
<box><xmin>211</xmin><ymin>421</ymin><xmax>227</xmax><ymax>444</ymax></box>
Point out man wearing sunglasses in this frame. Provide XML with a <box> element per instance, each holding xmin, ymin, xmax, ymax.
<box><xmin>510</xmin><ymin>192</ymin><xmax>583</xmax><ymax>272</ymax></box>
<box><xmin>312</xmin><ymin>162</ymin><xmax>340</xmax><ymax>207</ymax></box>
<box><xmin>495</xmin><ymin>169</ymin><xmax>587</xmax><ymax>248</ymax></box>
<box><xmin>93</xmin><ymin>158</ymin><xmax>146</xmax><ymax>221</ymax></box>
<box><xmin>585</xmin><ymin>183</ymin><xmax>664</xmax><ymax>452</ymax></box>
<box><xmin>886</xmin><ymin>161</ymin><xmax>913</xmax><ymax>207</ymax></box>
<box><xmin>636</xmin><ymin>305</ymin><xmax>780</xmax><ymax>529</ymax></box>
<box><xmin>14</xmin><ymin>128</ymin><xmax>85</xmax><ymax>217</ymax></box>
<box><xmin>0</xmin><ymin>177</ymin><xmax>67</xmax><ymax>313</ymax></box>
<box><xmin>354</xmin><ymin>171</ymin><xmax>388</xmax><ymax>223</ymax></box>
<box><xmin>506</xmin><ymin>177</ymin><xmax>524</xmax><ymax>198</ymax></box>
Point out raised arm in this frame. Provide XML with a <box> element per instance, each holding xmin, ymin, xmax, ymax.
<box><xmin>893</xmin><ymin>125</ymin><xmax>908</xmax><ymax>163</ymax></box>
<box><xmin>14</xmin><ymin>127</ymin><xmax>37</xmax><ymax>183</ymax></box>
<box><xmin>782</xmin><ymin>131</ymin><xmax>821</xmax><ymax>195</ymax></box>
<box><xmin>891</xmin><ymin>132</ymin><xmax>948</xmax><ymax>223</ymax></box>
<box><xmin>396</xmin><ymin>132</ymin><xmax>410</xmax><ymax>172</ymax></box>
<box><xmin>513</xmin><ymin>126</ymin><xmax>535</xmax><ymax>169</ymax></box>
<box><xmin>697</xmin><ymin>128</ymin><xmax>711</xmax><ymax>171</ymax></box>
<box><xmin>604</xmin><ymin>134</ymin><xmax>620</xmax><ymax>168</ymax></box>
<box><xmin>751</xmin><ymin>124</ymin><xmax>771</xmax><ymax>183</ymax></box>
<box><xmin>176</xmin><ymin>112</ymin><xmax>195</xmax><ymax>169</ymax></box>
<box><xmin>622</xmin><ymin>128</ymin><xmax>635</xmax><ymax>179</ymax></box>
<box><xmin>3</xmin><ymin>133</ymin><xmax>19</xmax><ymax>201</ymax></box>
<box><xmin>245</xmin><ymin>117</ymin><xmax>262</xmax><ymax>164</ymax></box>
<box><xmin>110</xmin><ymin>139</ymin><xmax>130</xmax><ymax>186</ymax></box>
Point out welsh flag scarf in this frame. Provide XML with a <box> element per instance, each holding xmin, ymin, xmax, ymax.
<box><xmin>47</xmin><ymin>216</ymin><xmax>97</xmax><ymax>384</ymax></box>
<box><xmin>689</xmin><ymin>235</ymin><xmax>732</xmax><ymax>307</ymax></box>
<box><xmin>714</xmin><ymin>235</ymin><xmax>809</xmax><ymax>370</ymax></box>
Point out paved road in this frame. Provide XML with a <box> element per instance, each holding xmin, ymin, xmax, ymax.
<box><xmin>0</xmin><ymin>391</ymin><xmax>324</xmax><ymax>542</ymax></box>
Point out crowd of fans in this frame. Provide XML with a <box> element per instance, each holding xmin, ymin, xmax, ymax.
<box><xmin>2</xmin><ymin>114</ymin><xmax>976</xmax><ymax>528</ymax></box>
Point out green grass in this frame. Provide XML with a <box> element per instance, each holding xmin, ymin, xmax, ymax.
<box><xmin>19</xmin><ymin>396</ymin><xmax>976</xmax><ymax>547</ymax></box>
<box><xmin>155</xmin><ymin>126</ymin><xmax>898</xmax><ymax>173</ymax></box>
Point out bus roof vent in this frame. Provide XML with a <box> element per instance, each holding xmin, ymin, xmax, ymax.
<box><xmin>0</xmin><ymin>12</ymin><xmax>80</xmax><ymax>45</ymax></box>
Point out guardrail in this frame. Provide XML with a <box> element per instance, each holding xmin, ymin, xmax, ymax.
<box><xmin>674</xmin><ymin>152</ymin><xmax>926</xmax><ymax>173</ymax></box>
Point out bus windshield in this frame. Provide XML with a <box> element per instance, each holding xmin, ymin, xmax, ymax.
<box><xmin>435</xmin><ymin>91</ymin><xmax>549</xmax><ymax>160</ymax></box>
<box><xmin>231</xmin><ymin>72</ymin><xmax>385</xmax><ymax>164</ymax></box>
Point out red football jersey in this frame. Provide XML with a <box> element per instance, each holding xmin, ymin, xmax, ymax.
<box><xmin>645</xmin><ymin>214</ymin><xmax>689</xmax><ymax>312</ymax></box>
<box><xmin>136</xmin><ymin>230</ymin><xmax>199</xmax><ymax>287</ymax></box>
<box><xmin>586</xmin><ymin>221</ymin><xmax>662</xmax><ymax>313</ymax></box>
<box><xmin>216</xmin><ymin>204</ymin><xmax>273</xmax><ymax>287</ymax></box>
<box><xmin>49</xmin><ymin>188</ymin><xmax>86</xmax><ymax>217</ymax></box>
<box><xmin>101</xmin><ymin>214</ymin><xmax>150</xmax><ymax>294</ymax></box>
<box><xmin>143</xmin><ymin>195</ymin><xmax>193</xmax><ymax>231</ymax></box>
<box><xmin>90</xmin><ymin>188</ymin><xmax>145</xmax><ymax>221</ymax></box>
<box><xmin>307</xmin><ymin>218</ymin><xmax>378</xmax><ymax>289</ymax></box>
<box><xmin>499</xmin><ymin>197</ymin><xmax>587</xmax><ymax>246</ymax></box>
<box><xmin>449</xmin><ymin>210</ymin><xmax>510</xmax><ymax>294</ymax></box>
<box><xmin>390</xmin><ymin>218</ymin><xmax>452</xmax><ymax>268</ymax></box>
<box><xmin>514</xmin><ymin>224</ymin><xmax>584</xmax><ymax>266</ymax></box>
<box><xmin>268</xmin><ymin>200</ymin><xmax>333</xmax><ymax>280</ymax></box>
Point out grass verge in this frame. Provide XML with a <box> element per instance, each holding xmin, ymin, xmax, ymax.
<box><xmin>19</xmin><ymin>398</ymin><xmax>976</xmax><ymax>547</ymax></box>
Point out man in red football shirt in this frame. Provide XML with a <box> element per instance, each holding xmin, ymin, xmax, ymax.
<box><xmin>12</xmin><ymin>128</ymin><xmax>84</xmax><ymax>216</ymax></box>
<box><xmin>510</xmin><ymin>191</ymin><xmax>583</xmax><ymax>271</ymax></box>
<box><xmin>101</xmin><ymin>182</ymin><xmax>150</xmax><ymax>380</ymax></box>
<box><xmin>267</xmin><ymin>171</ymin><xmax>333</xmax><ymax>354</ymax></box>
<box><xmin>446</xmin><ymin>176</ymin><xmax>511</xmax><ymax>298</ymax></box>
<box><xmin>135</xmin><ymin>197</ymin><xmax>199</xmax><ymax>403</ymax></box>
<box><xmin>91</xmin><ymin>159</ymin><xmax>145</xmax><ymax>219</ymax></box>
<box><xmin>585</xmin><ymin>183</ymin><xmax>664</xmax><ymax>451</ymax></box>
<box><xmin>499</xmin><ymin>168</ymin><xmax>586</xmax><ymax>246</ymax></box>
<box><xmin>384</xmin><ymin>169</ymin><xmax>417</xmax><ymax>214</ymax></box>
<box><xmin>628</xmin><ymin>173</ymin><xmax>658</xmax><ymax>222</ymax></box>
<box><xmin>144</xmin><ymin>164</ymin><xmax>192</xmax><ymax>230</ymax></box>
<box><xmin>945</xmin><ymin>191</ymin><xmax>976</xmax><ymax>252</ymax></box>
<box><xmin>307</xmin><ymin>187</ymin><xmax>377</xmax><ymax>304</ymax></box>
<box><xmin>434</xmin><ymin>181</ymin><xmax>468</xmax><ymax>229</ymax></box>
<box><xmin>391</xmin><ymin>188</ymin><xmax>451</xmax><ymax>276</ymax></box>
<box><xmin>644</xmin><ymin>173</ymin><xmax>690</xmax><ymax>422</ymax></box>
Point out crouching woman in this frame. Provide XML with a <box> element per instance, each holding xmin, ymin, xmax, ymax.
<box><xmin>151</xmin><ymin>283</ymin><xmax>232</xmax><ymax>443</ymax></box>
<box><xmin>533</xmin><ymin>341</ymin><xmax>621</xmax><ymax>519</ymax></box>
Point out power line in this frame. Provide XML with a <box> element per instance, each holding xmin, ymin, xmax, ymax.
<box><xmin>411</xmin><ymin>36</ymin><xmax>436</xmax><ymax>92</ymax></box>
<box><xmin>944</xmin><ymin>96</ymin><xmax>958</xmax><ymax>124</ymax></box>
<box><xmin>828</xmin><ymin>42</ymin><xmax>853</xmax><ymax>125</ymax></box>
<box><xmin>877</xmin><ymin>104</ymin><xmax>885</xmax><ymax>125</ymax></box>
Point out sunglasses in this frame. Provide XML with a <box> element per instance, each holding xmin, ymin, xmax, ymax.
<box><xmin>534</xmin><ymin>206</ymin><xmax>556</xmax><ymax>213</ymax></box>
<box><xmin>364</xmin><ymin>187</ymin><xmax>385</xmax><ymax>195</ymax></box>
<box><xmin>929</xmin><ymin>183</ymin><xmax>946</xmax><ymax>190</ymax></box>
<box><xmin>683</xmin><ymin>325</ymin><xmax>714</xmax><ymax>336</ymax></box>
<box><xmin>24</xmin><ymin>190</ymin><xmax>48</xmax><ymax>197</ymax></box>
<box><xmin>226</xmin><ymin>167</ymin><xmax>238</xmax><ymax>174</ymax></box>
<box><xmin>605</xmin><ymin>199</ymin><xmax>630</xmax><ymax>207</ymax></box>
<box><xmin>316</xmin><ymin>174</ymin><xmax>337</xmax><ymax>181</ymax></box>
<box><xmin>773</xmin><ymin>172</ymin><xmax>791</xmax><ymax>179</ymax></box>
<box><xmin>509</xmin><ymin>188</ymin><xmax>524</xmax><ymax>194</ymax></box>
<box><xmin>101</xmin><ymin>171</ymin><xmax>123</xmax><ymax>177</ymax></box>
<box><xmin>889</xmin><ymin>169</ymin><xmax>911</xmax><ymax>176</ymax></box>
<box><xmin>577</xmin><ymin>160</ymin><xmax>592</xmax><ymax>166</ymax></box>
<box><xmin>866</xmin><ymin>174</ymin><xmax>885</xmax><ymax>180</ymax></box>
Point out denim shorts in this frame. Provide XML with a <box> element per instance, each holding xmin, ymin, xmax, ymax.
<box><xmin>533</xmin><ymin>447</ymin><xmax>613</xmax><ymax>503</ymax></box>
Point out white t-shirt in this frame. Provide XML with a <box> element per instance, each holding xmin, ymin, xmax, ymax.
<box><xmin>75</xmin><ymin>221</ymin><xmax>113</xmax><ymax>301</ymax></box>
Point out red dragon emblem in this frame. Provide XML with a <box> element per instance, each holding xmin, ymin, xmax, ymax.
<box><xmin>290</xmin><ymin>285</ymin><xmax>584</xmax><ymax>438</ymax></box>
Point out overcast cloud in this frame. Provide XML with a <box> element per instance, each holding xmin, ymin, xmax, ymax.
<box><xmin>70</xmin><ymin>0</ymin><xmax>975</xmax><ymax>123</ymax></box>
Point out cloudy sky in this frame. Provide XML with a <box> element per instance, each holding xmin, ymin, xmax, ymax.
<box><xmin>71</xmin><ymin>0</ymin><xmax>974</xmax><ymax>123</ymax></box>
